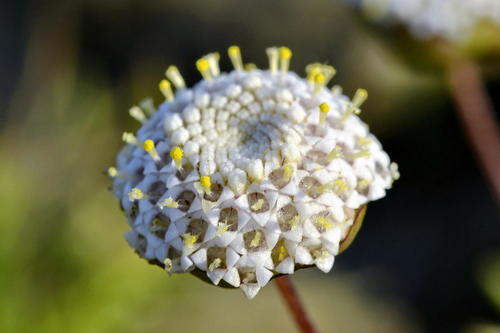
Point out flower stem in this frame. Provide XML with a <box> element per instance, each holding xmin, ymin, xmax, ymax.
<box><xmin>275</xmin><ymin>275</ymin><xmax>317</xmax><ymax>333</ymax></box>
<box><xmin>446</xmin><ymin>56</ymin><xmax>500</xmax><ymax>201</ymax></box>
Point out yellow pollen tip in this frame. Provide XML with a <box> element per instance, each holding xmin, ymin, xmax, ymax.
<box><xmin>143</xmin><ymin>139</ymin><xmax>155</xmax><ymax>152</ymax></box>
<box><xmin>251</xmin><ymin>198</ymin><xmax>265</xmax><ymax>211</ymax></box>
<box><xmin>164</xmin><ymin>258</ymin><xmax>173</xmax><ymax>272</ymax></box>
<box><xmin>107</xmin><ymin>167</ymin><xmax>118</xmax><ymax>177</ymax></box>
<box><xmin>283</xmin><ymin>164</ymin><xmax>294</xmax><ymax>181</ymax></box>
<box><xmin>200</xmin><ymin>176</ymin><xmax>211</xmax><ymax>188</ymax></box>
<box><xmin>170</xmin><ymin>147</ymin><xmax>184</xmax><ymax>161</ymax></box>
<box><xmin>217</xmin><ymin>223</ymin><xmax>229</xmax><ymax>236</ymax></box>
<box><xmin>128</xmin><ymin>188</ymin><xmax>144</xmax><ymax>201</ymax></box>
<box><xmin>182</xmin><ymin>233</ymin><xmax>199</xmax><ymax>247</ymax></box>
<box><xmin>314</xmin><ymin>73</ymin><xmax>326</xmax><ymax>84</ymax></box>
<box><xmin>319</xmin><ymin>102</ymin><xmax>330</xmax><ymax>113</ymax></box>
<box><xmin>279</xmin><ymin>47</ymin><xmax>292</xmax><ymax>59</ymax></box>
<box><xmin>353</xmin><ymin>88</ymin><xmax>368</xmax><ymax>107</ymax></box>
<box><xmin>250</xmin><ymin>231</ymin><xmax>262</xmax><ymax>247</ymax></box>
<box><xmin>335</xmin><ymin>179</ymin><xmax>348</xmax><ymax>194</ymax></box>
<box><xmin>196</xmin><ymin>58</ymin><xmax>210</xmax><ymax>72</ymax></box>
<box><xmin>316</xmin><ymin>216</ymin><xmax>334</xmax><ymax>230</ymax></box>
<box><xmin>228</xmin><ymin>45</ymin><xmax>240</xmax><ymax>57</ymax></box>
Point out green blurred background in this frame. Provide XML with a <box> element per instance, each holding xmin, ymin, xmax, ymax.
<box><xmin>1</xmin><ymin>0</ymin><xmax>499</xmax><ymax>332</ymax></box>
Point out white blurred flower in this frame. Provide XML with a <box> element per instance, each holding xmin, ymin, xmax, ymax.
<box><xmin>355</xmin><ymin>0</ymin><xmax>500</xmax><ymax>42</ymax></box>
<box><xmin>110</xmin><ymin>46</ymin><xmax>398</xmax><ymax>298</ymax></box>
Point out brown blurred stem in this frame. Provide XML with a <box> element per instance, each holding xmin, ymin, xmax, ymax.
<box><xmin>446</xmin><ymin>56</ymin><xmax>500</xmax><ymax>201</ymax></box>
<box><xmin>275</xmin><ymin>276</ymin><xmax>317</xmax><ymax>333</ymax></box>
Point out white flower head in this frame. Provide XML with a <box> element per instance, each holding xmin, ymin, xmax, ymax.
<box><xmin>110</xmin><ymin>46</ymin><xmax>398</xmax><ymax>298</ymax></box>
<box><xmin>354</xmin><ymin>0</ymin><xmax>500</xmax><ymax>42</ymax></box>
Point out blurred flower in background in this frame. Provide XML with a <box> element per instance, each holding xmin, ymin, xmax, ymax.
<box><xmin>0</xmin><ymin>0</ymin><xmax>498</xmax><ymax>332</ymax></box>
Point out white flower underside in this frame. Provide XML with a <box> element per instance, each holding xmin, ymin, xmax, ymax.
<box><xmin>358</xmin><ymin>0</ymin><xmax>500</xmax><ymax>42</ymax></box>
<box><xmin>111</xmin><ymin>47</ymin><xmax>398</xmax><ymax>298</ymax></box>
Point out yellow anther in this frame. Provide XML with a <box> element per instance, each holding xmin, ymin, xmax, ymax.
<box><xmin>358</xmin><ymin>178</ymin><xmax>371</xmax><ymax>190</ymax></box>
<box><xmin>228</xmin><ymin>45</ymin><xmax>243</xmax><ymax>70</ymax></box>
<box><xmin>251</xmin><ymin>198</ymin><xmax>265</xmax><ymax>211</ymax></box>
<box><xmin>165</xmin><ymin>65</ymin><xmax>186</xmax><ymax>90</ymax></box>
<box><xmin>314</xmin><ymin>73</ymin><xmax>326</xmax><ymax>84</ymax></box>
<box><xmin>129</xmin><ymin>106</ymin><xmax>147</xmax><ymax>124</ymax></box>
<box><xmin>157</xmin><ymin>197</ymin><xmax>179</xmax><ymax>209</ymax></box>
<box><xmin>170</xmin><ymin>147</ymin><xmax>184</xmax><ymax>169</ymax></box>
<box><xmin>128</xmin><ymin>188</ymin><xmax>144</xmax><ymax>201</ymax></box>
<box><xmin>266</xmin><ymin>47</ymin><xmax>279</xmax><ymax>74</ymax></box>
<box><xmin>275</xmin><ymin>244</ymin><xmax>288</xmax><ymax>262</ymax></box>
<box><xmin>283</xmin><ymin>164</ymin><xmax>294</xmax><ymax>182</ymax></box>
<box><xmin>279</xmin><ymin>47</ymin><xmax>292</xmax><ymax>73</ymax></box>
<box><xmin>289</xmin><ymin>215</ymin><xmax>300</xmax><ymax>229</ymax></box>
<box><xmin>216</xmin><ymin>222</ymin><xmax>229</xmax><ymax>236</ymax></box>
<box><xmin>250</xmin><ymin>231</ymin><xmax>262</xmax><ymax>247</ymax></box>
<box><xmin>319</xmin><ymin>102</ymin><xmax>330</xmax><ymax>125</ymax></box>
<box><xmin>107</xmin><ymin>166</ymin><xmax>118</xmax><ymax>178</ymax></box>
<box><xmin>208</xmin><ymin>258</ymin><xmax>222</xmax><ymax>271</ymax></box>
<box><xmin>143</xmin><ymin>139</ymin><xmax>161</xmax><ymax>162</ymax></box>
<box><xmin>196</xmin><ymin>58</ymin><xmax>212</xmax><ymax>80</ymax></box>
<box><xmin>164</xmin><ymin>258</ymin><xmax>173</xmax><ymax>272</ymax></box>
<box><xmin>316</xmin><ymin>216</ymin><xmax>334</xmax><ymax>230</ymax></box>
<box><xmin>182</xmin><ymin>233</ymin><xmax>199</xmax><ymax>247</ymax></box>
<box><xmin>143</xmin><ymin>139</ymin><xmax>155</xmax><ymax>152</ymax></box>
<box><xmin>342</xmin><ymin>88</ymin><xmax>368</xmax><ymax>122</ymax></box>
<box><xmin>306</xmin><ymin>63</ymin><xmax>336</xmax><ymax>86</ymax></box>
<box><xmin>159</xmin><ymin>79</ymin><xmax>174</xmax><ymax>102</ymax></box>
<box><xmin>139</xmin><ymin>97</ymin><xmax>155</xmax><ymax>116</ymax></box>
<box><xmin>334</xmin><ymin>179</ymin><xmax>348</xmax><ymax>195</ymax></box>
<box><xmin>357</xmin><ymin>137</ymin><xmax>372</xmax><ymax>146</ymax></box>
<box><xmin>324</xmin><ymin>145</ymin><xmax>343</xmax><ymax>162</ymax></box>
<box><xmin>244</xmin><ymin>63</ymin><xmax>257</xmax><ymax>71</ymax></box>
<box><xmin>122</xmin><ymin>132</ymin><xmax>139</xmax><ymax>146</ymax></box>
<box><xmin>205</xmin><ymin>52</ymin><xmax>221</xmax><ymax>77</ymax></box>
<box><xmin>200</xmin><ymin>175</ymin><xmax>212</xmax><ymax>195</ymax></box>
<box><xmin>351</xmin><ymin>148</ymin><xmax>371</xmax><ymax>159</ymax></box>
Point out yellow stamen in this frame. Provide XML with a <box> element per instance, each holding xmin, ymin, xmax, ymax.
<box><xmin>208</xmin><ymin>258</ymin><xmax>222</xmax><ymax>271</ymax></box>
<box><xmin>157</xmin><ymin>197</ymin><xmax>179</xmax><ymax>209</ymax></box>
<box><xmin>289</xmin><ymin>215</ymin><xmax>300</xmax><ymax>229</ymax></box>
<box><xmin>159</xmin><ymin>79</ymin><xmax>174</xmax><ymax>102</ymax></box>
<box><xmin>316</xmin><ymin>216</ymin><xmax>334</xmax><ymax>230</ymax></box>
<box><xmin>143</xmin><ymin>139</ymin><xmax>161</xmax><ymax>162</ymax></box>
<box><xmin>319</xmin><ymin>102</ymin><xmax>330</xmax><ymax>125</ymax></box>
<box><xmin>250</xmin><ymin>231</ymin><xmax>262</xmax><ymax>247</ymax></box>
<box><xmin>182</xmin><ymin>233</ymin><xmax>199</xmax><ymax>247</ymax></box>
<box><xmin>357</xmin><ymin>137</ymin><xmax>372</xmax><ymax>146</ymax></box>
<box><xmin>279</xmin><ymin>47</ymin><xmax>292</xmax><ymax>73</ymax></box>
<box><xmin>170</xmin><ymin>147</ymin><xmax>184</xmax><ymax>169</ymax></box>
<box><xmin>122</xmin><ymin>132</ymin><xmax>139</xmax><ymax>146</ymax></box>
<box><xmin>306</xmin><ymin>63</ymin><xmax>336</xmax><ymax>86</ymax></box>
<box><xmin>313</xmin><ymin>73</ymin><xmax>325</xmax><ymax>94</ymax></box>
<box><xmin>128</xmin><ymin>188</ymin><xmax>144</xmax><ymax>201</ymax></box>
<box><xmin>200</xmin><ymin>175</ymin><xmax>212</xmax><ymax>195</ymax></box>
<box><xmin>334</xmin><ymin>179</ymin><xmax>348</xmax><ymax>195</ymax></box>
<box><xmin>216</xmin><ymin>222</ymin><xmax>229</xmax><ymax>236</ymax></box>
<box><xmin>351</xmin><ymin>148</ymin><xmax>371</xmax><ymax>159</ymax></box>
<box><xmin>273</xmin><ymin>243</ymin><xmax>288</xmax><ymax>262</ymax></box>
<box><xmin>228</xmin><ymin>45</ymin><xmax>243</xmax><ymax>70</ymax></box>
<box><xmin>283</xmin><ymin>164</ymin><xmax>294</xmax><ymax>182</ymax></box>
<box><xmin>244</xmin><ymin>63</ymin><xmax>257</xmax><ymax>71</ymax></box>
<box><xmin>358</xmin><ymin>178</ymin><xmax>371</xmax><ymax>190</ymax></box>
<box><xmin>342</xmin><ymin>88</ymin><xmax>368</xmax><ymax>122</ymax></box>
<box><xmin>251</xmin><ymin>198</ymin><xmax>265</xmax><ymax>211</ymax></box>
<box><xmin>266</xmin><ymin>47</ymin><xmax>279</xmax><ymax>74</ymax></box>
<box><xmin>107</xmin><ymin>166</ymin><xmax>118</xmax><ymax>178</ymax></box>
<box><xmin>129</xmin><ymin>106</ymin><xmax>147</xmax><ymax>124</ymax></box>
<box><xmin>324</xmin><ymin>146</ymin><xmax>343</xmax><ymax>162</ymax></box>
<box><xmin>196</xmin><ymin>58</ymin><xmax>212</xmax><ymax>80</ymax></box>
<box><xmin>205</xmin><ymin>52</ymin><xmax>221</xmax><ymax>77</ymax></box>
<box><xmin>164</xmin><ymin>258</ymin><xmax>173</xmax><ymax>272</ymax></box>
<box><xmin>165</xmin><ymin>65</ymin><xmax>186</xmax><ymax>90</ymax></box>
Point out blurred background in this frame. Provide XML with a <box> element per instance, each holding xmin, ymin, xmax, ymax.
<box><xmin>1</xmin><ymin>0</ymin><xmax>499</xmax><ymax>332</ymax></box>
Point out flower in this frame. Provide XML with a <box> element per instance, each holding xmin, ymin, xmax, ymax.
<box><xmin>354</xmin><ymin>0</ymin><xmax>500</xmax><ymax>42</ymax></box>
<box><xmin>109</xmin><ymin>46</ymin><xmax>398</xmax><ymax>298</ymax></box>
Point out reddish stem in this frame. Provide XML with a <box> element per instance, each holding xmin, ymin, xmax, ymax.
<box><xmin>446</xmin><ymin>57</ymin><xmax>500</xmax><ymax>201</ymax></box>
<box><xmin>275</xmin><ymin>276</ymin><xmax>318</xmax><ymax>333</ymax></box>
